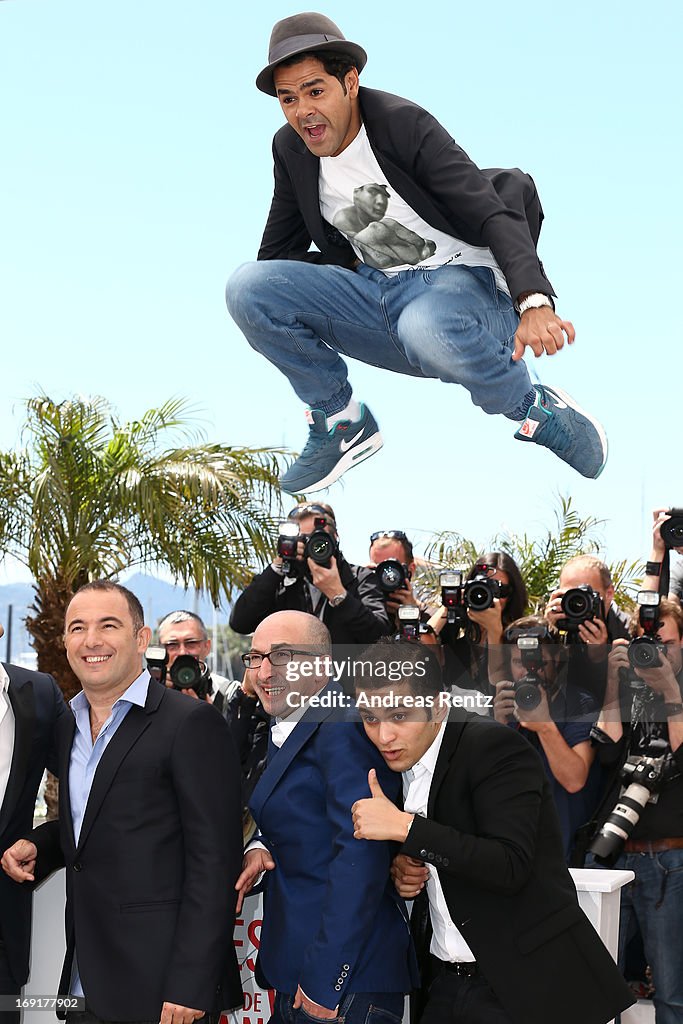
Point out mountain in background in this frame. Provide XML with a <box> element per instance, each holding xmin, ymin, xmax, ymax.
<box><xmin>0</xmin><ymin>572</ymin><xmax>233</xmax><ymax>664</ymax></box>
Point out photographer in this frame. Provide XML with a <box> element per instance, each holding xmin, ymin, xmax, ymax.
<box><xmin>643</xmin><ymin>507</ymin><xmax>683</xmax><ymax>599</ymax></box>
<box><xmin>156</xmin><ymin>609</ymin><xmax>233</xmax><ymax>704</ymax></box>
<box><xmin>493</xmin><ymin>615</ymin><xmax>602</xmax><ymax>861</ymax></box>
<box><xmin>367</xmin><ymin>528</ymin><xmax>428</xmax><ymax>629</ymax></box>
<box><xmin>428</xmin><ymin>551</ymin><xmax>528</xmax><ymax>694</ymax></box>
<box><xmin>545</xmin><ymin>554</ymin><xmax>630</xmax><ymax>705</ymax></box>
<box><xmin>229</xmin><ymin>503</ymin><xmax>390</xmax><ymax>644</ymax></box>
<box><xmin>589</xmin><ymin>597</ymin><xmax>683</xmax><ymax>1022</ymax></box>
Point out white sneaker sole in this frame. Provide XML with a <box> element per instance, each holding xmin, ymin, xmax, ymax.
<box><xmin>303</xmin><ymin>432</ymin><xmax>384</xmax><ymax>493</ymax></box>
<box><xmin>545</xmin><ymin>386</ymin><xmax>609</xmax><ymax>479</ymax></box>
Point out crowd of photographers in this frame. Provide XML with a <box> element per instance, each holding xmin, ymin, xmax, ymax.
<box><xmin>190</xmin><ymin>501</ymin><xmax>680</xmax><ymax>1018</ymax></box>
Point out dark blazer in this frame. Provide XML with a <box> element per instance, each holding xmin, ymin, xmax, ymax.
<box><xmin>229</xmin><ymin>556</ymin><xmax>391</xmax><ymax>644</ymax></box>
<box><xmin>403</xmin><ymin>714</ymin><xmax>634</xmax><ymax>1024</ymax></box>
<box><xmin>30</xmin><ymin>682</ymin><xmax>243</xmax><ymax>1021</ymax></box>
<box><xmin>0</xmin><ymin>664</ymin><xmax>66</xmax><ymax>988</ymax></box>
<box><xmin>258</xmin><ymin>86</ymin><xmax>554</xmax><ymax>302</ymax></box>
<box><xmin>249</xmin><ymin>685</ymin><xmax>419</xmax><ymax>1010</ymax></box>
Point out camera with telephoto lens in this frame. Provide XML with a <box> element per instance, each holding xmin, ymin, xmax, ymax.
<box><xmin>660</xmin><ymin>508</ymin><xmax>683</xmax><ymax>548</ymax></box>
<box><xmin>303</xmin><ymin>516</ymin><xmax>338</xmax><ymax>567</ymax></box>
<box><xmin>556</xmin><ymin>585</ymin><xmax>603</xmax><ymax>633</ymax></box>
<box><xmin>440</xmin><ymin>570</ymin><xmax>468</xmax><ymax>628</ymax></box>
<box><xmin>375</xmin><ymin>558</ymin><xmax>411</xmax><ymax>594</ymax></box>
<box><xmin>170</xmin><ymin>655</ymin><xmax>213</xmax><ymax>701</ymax></box>
<box><xmin>145</xmin><ymin>645</ymin><xmax>169</xmax><ymax>684</ymax></box>
<box><xmin>277</xmin><ymin>520</ymin><xmax>301</xmax><ymax>575</ymax></box>
<box><xmin>397</xmin><ymin>604</ymin><xmax>421</xmax><ymax>640</ymax></box>
<box><xmin>588</xmin><ymin>738</ymin><xmax>671</xmax><ymax>865</ymax></box>
<box><xmin>511</xmin><ymin>634</ymin><xmax>547</xmax><ymax>711</ymax></box>
<box><xmin>628</xmin><ymin>591</ymin><xmax>666</xmax><ymax>671</ymax></box>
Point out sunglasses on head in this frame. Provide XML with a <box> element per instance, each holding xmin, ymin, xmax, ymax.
<box><xmin>287</xmin><ymin>503</ymin><xmax>335</xmax><ymax>524</ymax></box>
<box><xmin>370</xmin><ymin>530</ymin><xmax>408</xmax><ymax>544</ymax></box>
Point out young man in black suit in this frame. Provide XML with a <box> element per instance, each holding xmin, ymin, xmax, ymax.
<box><xmin>1</xmin><ymin>583</ymin><xmax>242</xmax><ymax>1024</ymax></box>
<box><xmin>351</xmin><ymin>639</ymin><xmax>634</xmax><ymax>1024</ymax></box>
<box><xmin>226</xmin><ymin>13</ymin><xmax>608</xmax><ymax>493</ymax></box>
<box><xmin>0</xmin><ymin>623</ymin><xmax>66</xmax><ymax>1024</ymax></box>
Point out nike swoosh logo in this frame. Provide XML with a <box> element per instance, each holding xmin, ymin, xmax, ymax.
<box><xmin>548</xmin><ymin>394</ymin><xmax>568</xmax><ymax>410</ymax></box>
<box><xmin>340</xmin><ymin>429</ymin><xmax>364</xmax><ymax>452</ymax></box>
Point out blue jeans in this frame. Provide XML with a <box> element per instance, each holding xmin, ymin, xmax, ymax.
<box><xmin>226</xmin><ymin>260</ymin><xmax>530</xmax><ymax>418</ymax></box>
<box><xmin>615</xmin><ymin>849</ymin><xmax>683</xmax><ymax>1024</ymax></box>
<box><xmin>267</xmin><ymin>991</ymin><xmax>404</xmax><ymax>1024</ymax></box>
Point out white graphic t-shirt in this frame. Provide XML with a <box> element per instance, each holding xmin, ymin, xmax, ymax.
<box><xmin>319</xmin><ymin>125</ymin><xmax>509</xmax><ymax>294</ymax></box>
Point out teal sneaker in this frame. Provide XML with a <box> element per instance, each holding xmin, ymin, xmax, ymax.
<box><xmin>280</xmin><ymin>404</ymin><xmax>383</xmax><ymax>495</ymax></box>
<box><xmin>514</xmin><ymin>385</ymin><xmax>608</xmax><ymax>479</ymax></box>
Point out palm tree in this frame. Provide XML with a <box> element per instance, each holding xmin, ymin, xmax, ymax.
<box><xmin>0</xmin><ymin>395</ymin><xmax>286</xmax><ymax>700</ymax></box>
<box><xmin>420</xmin><ymin>496</ymin><xmax>643</xmax><ymax>612</ymax></box>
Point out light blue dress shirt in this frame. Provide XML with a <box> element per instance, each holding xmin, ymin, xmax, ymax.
<box><xmin>68</xmin><ymin>669</ymin><xmax>151</xmax><ymax>997</ymax></box>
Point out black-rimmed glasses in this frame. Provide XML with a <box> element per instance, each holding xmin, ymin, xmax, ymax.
<box><xmin>241</xmin><ymin>648</ymin><xmax>310</xmax><ymax>669</ymax></box>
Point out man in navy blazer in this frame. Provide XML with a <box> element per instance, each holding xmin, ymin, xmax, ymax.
<box><xmin>235</xmin><ymin>611</ymin><xmax>417</xmax><ymax>1024</ymax></box>
<box><xmin>0</xmin><ymin>624</ymin><xmax>66</xmax><ymax>1024</ymax></box>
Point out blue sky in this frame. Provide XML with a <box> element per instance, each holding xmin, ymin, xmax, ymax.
<box><xmin>1</xmin><ymin>0</ymin><xmax>681</xmax><ymax>594</ymax></box>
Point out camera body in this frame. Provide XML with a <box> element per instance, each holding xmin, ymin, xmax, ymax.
<box><xmin>628</xmin><ymin>591</ymin><xmax>666</xmax><ymax>671</ymax></box>
<box><xmin>145</xmin><ymin>645</ymin><xmax>212</xmax><ymax>699</ymax></box>
<box><xmin>304</xmin><ymin>516</ymin><xmax>338</xmax><ymax>568</ymax></box>
<box><xmin>660</xmin><ymin>507</ymin><xmax>683</xmax><ymax>548</ymax></box>
<box><xmin>511</xmin><ymin>635</ymin><xmax>545</xmax><ymax>712</ymax></box>
<box><xmin>277</xmin><ymin>516</ymin><xmax>338</xmax><ymax>572</ymax></box>
<box><xmin>589</xmin><ymin>740</ymin><xmax>670</xmax><ymax>864</ymax></box>
<box><xmin>375</xmin><ymin>558</ymin><xmax>411</xmax><ymax>594</ymax></box>
<box><xmin>170</xmin><ymin>654</ymin><xmax>212</xmax><ymax>701</ymax></box>
<box><xmin>556</xmin><ymin>585</ymin><xmax>603</xmax><ymax>632</ymax></box>
<box><xmin>463</xmin><ymin>574</ymin><xmax>509</xmax><ymax>612</ymax></box>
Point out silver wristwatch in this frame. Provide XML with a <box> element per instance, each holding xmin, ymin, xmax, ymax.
<box><xmin>329</xmin><ymin>592</ymin><xmax>348</xmax><ymax>607</ymax></box>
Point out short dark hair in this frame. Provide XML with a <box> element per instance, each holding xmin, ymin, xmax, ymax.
<box><xmin>65</xmin><ymin>580</ymin><xmax>145</xmax><ymax>634</ymax></box>
<box><xmin>354</xmin><ymin>638</ymin><xmax>444</xmax><ymax>699</ymax></box>
<box><xmin>278</xmin><ymin>49</ymin><xmax>358</xmax><ymax>93</ymax></box>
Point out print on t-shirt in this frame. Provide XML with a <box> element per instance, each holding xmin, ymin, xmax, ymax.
<box><xmin>332</xmin><ymin>182</ymin><xmax>437</xmax><ymax>270</ymax></box>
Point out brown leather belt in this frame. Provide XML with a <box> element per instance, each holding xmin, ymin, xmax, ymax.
<box><xmin>623</xmin><ymin>837</ymin><xmax>683</xmax><ymax>853</ymax></box>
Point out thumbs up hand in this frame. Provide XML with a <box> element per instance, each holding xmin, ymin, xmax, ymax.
<box><xmin>351</xmin><ymin>768</ymin><xmax>415</xmax><ymax>842</ymax></box>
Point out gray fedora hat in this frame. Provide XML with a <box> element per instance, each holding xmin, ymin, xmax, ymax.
<box><xmin>256</xmin><ymin>12</ymin><xmax>367</xmax><ymax>96</ymax></box>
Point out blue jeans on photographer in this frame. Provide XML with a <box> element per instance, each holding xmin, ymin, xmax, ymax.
<box><xmin>268</xmin><ymin>991</ymin><xmax>404</xmax><ymax>1024</ymax></box>
<box><xmin>226</xmin><ymin>260</ymin><xmax>529</xmax><ymax>418</ymax></box>
<box><xmin>613</xmin><ymin>848</ymin><xmax>683</xmax><ymax>1024</ymax></box>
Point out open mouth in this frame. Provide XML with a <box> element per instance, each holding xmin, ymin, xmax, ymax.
<box><xmin>304</xmin><ymin>124</ymin><xmax>326</xmax><ymax>142</ymax></box>
<box><xmin>381</xmin><ymin>749</ymin><xmax>403</xmax><ymax>762</ymax></box>
<box><xmin>83</xmin><ymin>655</ymin><xmax>112</xmax><ymax>664</ymax></box>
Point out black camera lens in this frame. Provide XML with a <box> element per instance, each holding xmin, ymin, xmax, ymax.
<box><xmin>628</xmin><ymin>636</ymin><xmax>662</xmax><ymax>670</ymax></box>
<box><xmin>306</xmin><ymin>534</ymin><xmax>334</xmax><ymax>563</ymax></box>
<box><xmin>170</xmin><ymin>655</ymin><xmax>203</xmax><ymax>690</ymax></box>
<box><xmin>562</xmin><ymin>588</ymin><xmax>592</xmax><ymax>618</ymax></box>
<box><xmin>514</xmin><ymin>679</ymin><xmax>542</xmax><ymax>711</ymax></box>
<box><xmin>660</xmin><ymin>511</ymin><xmax>683</xmax><ymax>548</ymax></box>
<box><xmin>376</xmin><ymin>559</ymin><xmax>408</xmax><ymax>593</ymax></box>
<box><xmin>464</xmin><ymin>579</ymin><xmax>495</xmax><ymax>611</ymax></box>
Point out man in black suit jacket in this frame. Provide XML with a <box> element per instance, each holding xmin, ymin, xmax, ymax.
<box><xmin>351</xmin><ymin>640</ymin><xmax>634</xmax><ymax>1024</ymax></box>
<box><xmin>1</xmin><ymin>582</ymin><xmax>242</xmax><ymax>1024</ymax></box>
<box><xmin>226</xmin><ymin>12</ymin><xmax>608</xmax><ymax>494</ymax></box>
<box><xmin>0</xmin><ymin>627</ymin><xmax>66</xmax><ymax>1024</ymax></box>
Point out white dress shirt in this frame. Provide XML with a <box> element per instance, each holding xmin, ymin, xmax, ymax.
<box><xmin>403</xmin><ymin>722</ymin><xmax>476</xmax><ymax>963</ymax></box>
<box><xmin>0</xmin><ymin>664</ymin><xmax>16</xmax><ymax>813</ymax></box>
